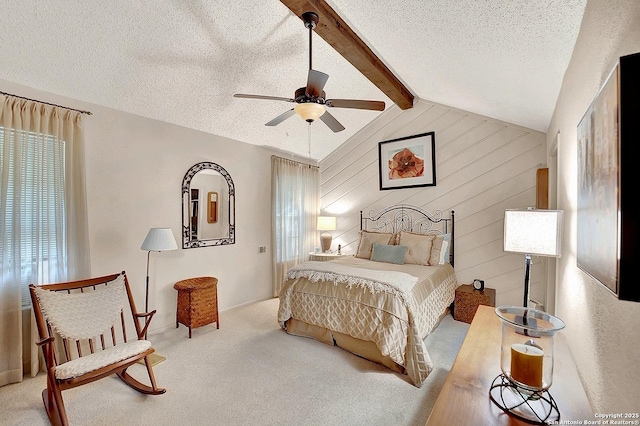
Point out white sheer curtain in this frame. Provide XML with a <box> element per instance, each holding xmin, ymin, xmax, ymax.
<box><xmin>271</xmin><ymin>156</ymin><xmax>319</xmax><ymax>297</ymax></box>
<box><xmin>0</xmin><ymin>95</ymin><xmax>91</xmax><ymax>386</ymax></box>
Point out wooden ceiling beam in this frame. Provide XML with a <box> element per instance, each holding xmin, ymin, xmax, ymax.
<box><xmin>281</xmin><ymin>0</ymin><xmax>414</xmax><ymax>110</ymax></box>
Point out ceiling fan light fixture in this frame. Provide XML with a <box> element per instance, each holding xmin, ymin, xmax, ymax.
<box><xmin>233</xmin><ymin>11</ymin><xmax>383</xmax><ymax>133</ymax></box>
<box><xmin>294</xmin><ymin>103</ymin><xmax>325</xmax><ymax>122</ymax></box>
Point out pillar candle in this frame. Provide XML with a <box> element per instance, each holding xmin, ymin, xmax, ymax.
<box><xmin>510</xmin><ymin>343</ymin><xmax>543</xmax><ymax>388</ymax></box>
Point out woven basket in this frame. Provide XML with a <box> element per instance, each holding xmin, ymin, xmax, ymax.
<box><xmin>174</xmin><ymin>277</ymin><xmax>218</xmax><ymax>330</ymax></box>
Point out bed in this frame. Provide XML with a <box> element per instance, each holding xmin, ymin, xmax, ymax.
<box><xmin>277</xmin><ymin>205</ymin><xmax>458</xmax><ymax>387</ymax></box>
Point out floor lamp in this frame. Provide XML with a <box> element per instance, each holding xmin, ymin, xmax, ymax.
<box><xmin>141</xmin><ymin>227</ymin><xmax>178</xmax><ymax>365</ymax></box>
<box><xmin>503</xmin><ymin>209</ymin><xmax>563</xmax><ymax>309</ymax></box>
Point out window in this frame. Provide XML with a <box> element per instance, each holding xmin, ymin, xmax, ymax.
<box><xmin>0</xmin><ymin>126</ymin><xmax>66</xmax><ymax>306</ymax></box>
<box><xmin>1</xmin><ymin>95</ymin><xmax>89</xmax><ymax>385</ymax></box>
<box><xmin>271</xmin><ymin>156</ymin><xmax>319</xmax><ymax>296</ymax></box>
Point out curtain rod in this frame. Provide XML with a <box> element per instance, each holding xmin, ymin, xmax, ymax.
<box><xmin>271</xmin><ymin>154</ymin><xmax>319</xmax><ymax>169</ymax></box>
<box><xmin>0</xmin><ymin>90</ymin><xmax>93</xmax><ymax>115</ymax></box>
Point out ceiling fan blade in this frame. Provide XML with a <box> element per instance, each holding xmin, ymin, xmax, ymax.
<box><xmin>265</xmin><ymin>109</ymin><xmax>296</xmax><ymax>126</ymax></box>
<box><xmin>306</xmin><ymin>69</ymin><xmax>329</xmax><ymax>97</ymax></box>
<box><xmin>319</xmin><ymin>110</ymin><xmax>345</xmax><ymax>133</ymax></box>
<box><xmin>234</xmin><ymin>94</ymin><xmax>295</xmax><ymax>102</ymax></box>
<box><xmin>326</xmin><ymin>99</ymin><xmax>385</xmax><ymax>111</ymax></box>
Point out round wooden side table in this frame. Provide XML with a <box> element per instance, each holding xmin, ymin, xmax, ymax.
<box><xmin>173</xmin><ymin>276</ymin><xmax>219</xmax><ymax>338</ymax></box>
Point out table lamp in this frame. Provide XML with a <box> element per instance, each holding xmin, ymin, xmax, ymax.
<box><xmin>503</xmin><ymin>209</ymin><xmax>563</xmax><ymax>308</ymax></box>
<box><xmin>317</xmin><ymin>216</ymin><xmax>336</xmax><ymax>253</ymax></box>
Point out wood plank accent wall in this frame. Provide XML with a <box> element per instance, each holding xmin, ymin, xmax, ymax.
<box><xmin>319</xmin><ymin>99</ymin><xmax>547</xmax><ymax>307</ymax></box>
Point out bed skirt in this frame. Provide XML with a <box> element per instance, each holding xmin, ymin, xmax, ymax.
<box><xmin>284</xmin><ymin>306</ymin><xmax>452</xmax><ymax>377</ymax></box>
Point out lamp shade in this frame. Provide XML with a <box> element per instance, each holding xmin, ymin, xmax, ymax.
<box><xmin>141</xmin><ymin>228</ymin><xmax>178</xmax><ymax>251</ymax></box>
<box><xmin>317</xmin><ymin>216</ymin><xmax>337</xmax><ymax>231</ymax></box>
<box><xmin>504</xmin><ymin>209</ymin><xmax>563</xmax><ymax>257</ymax></box>
<box><xmin>295</xmin><ymin>103</ymin><xmax>326</xmax><ymax>122</ymax></box>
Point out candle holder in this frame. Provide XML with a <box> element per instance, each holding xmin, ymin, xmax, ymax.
<box><xmin>490</xmin><ymin>306</ymin><xmax>565</xmax><ymax>424</ymax></box>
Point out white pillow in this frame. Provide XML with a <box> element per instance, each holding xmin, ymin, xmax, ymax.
<box><xmin>438</xmin><ymin>240</ymin><xmax>449</xmax><ymax>265</ymax></box>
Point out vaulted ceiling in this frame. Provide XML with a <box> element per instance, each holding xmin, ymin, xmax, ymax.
<box><xmin>0</xmin><ymin>0</ymin><xmax>586</xmax><ymax>160</ymax></box>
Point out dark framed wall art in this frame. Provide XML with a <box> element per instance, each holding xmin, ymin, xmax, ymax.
<box><xmin>378</xmin><ymin>132</ymin><xmax>436</xmax><ymax>190</ymax></box>
<box><xmin>576</xmin><ymin>51</ymin><xmax>640</xmax><ymax>302</ymax></box>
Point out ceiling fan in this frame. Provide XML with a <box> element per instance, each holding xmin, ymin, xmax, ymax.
<box><xmin>234</xmin><ymin>11</ymin><xmax>385</xmax><ymax>133</ymax></box>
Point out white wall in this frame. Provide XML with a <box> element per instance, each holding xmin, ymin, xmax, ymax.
<box><xmin>319</xmin><ymin>99</ymin><xmax>547</xmax><ymax>307</ymax></box>
<box><xmin>1</xmin><ymin>80</ymin><xmax>278</xmax><ymax>335</ymax></box>
<box><xmin>547</xmin><ymin>0</ymin><xmax>640</xmax><ymax>413</ymax></box>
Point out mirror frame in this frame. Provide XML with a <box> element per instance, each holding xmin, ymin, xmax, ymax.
<box><xmin>182</xmin><ymin>162</ymin><xmax>235</xmax><ymax>248</ymax></box>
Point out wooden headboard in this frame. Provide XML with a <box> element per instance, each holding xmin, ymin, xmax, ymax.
<box><xmin>360</xmin><ymin>205</ymin><xmax>455</xmax><ymax>267</ymax></box>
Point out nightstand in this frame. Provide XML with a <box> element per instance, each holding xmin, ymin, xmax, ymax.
<box><xmin>309</xmin><ymin>252</ymin><xmax>346</xmax><ymax>261</ymax></box>
<box><xmin>453</xmin><ymin>284</ymin><xmax>496</xmax><ymax>324</ymax></box>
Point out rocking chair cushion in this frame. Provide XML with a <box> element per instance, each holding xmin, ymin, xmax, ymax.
<box><xmin>33</xmin><ymin>274</ymin><xmax>125</xmax><ymax>340</ymax></box>
<box><xmin>55</xmin><ymin>339</ymin><xmax>152</xmax><ymax>380</ymax></box>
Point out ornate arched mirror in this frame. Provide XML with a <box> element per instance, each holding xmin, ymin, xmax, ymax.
<box><xmin>182</xmin><ymin>162</ymin><xmax>235</xmax><ymax>248</ymax></box>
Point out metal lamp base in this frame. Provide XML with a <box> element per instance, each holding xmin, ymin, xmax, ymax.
<box><xmin>490</xmin><ymin>374</ymin><xmax>559</xmax><ymax>424</ymax></box>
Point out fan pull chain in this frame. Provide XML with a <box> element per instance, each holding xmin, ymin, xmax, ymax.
<box><xmin>308</xmin><ymin>122</ymin><xmax>312</xmax><ymax>167</ymax></box>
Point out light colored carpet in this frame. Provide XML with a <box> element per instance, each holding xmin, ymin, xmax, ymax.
<box><xmin>0</xmin><ymin>298</ymin><xmax>469</xmax><ymax>426</ymax></box>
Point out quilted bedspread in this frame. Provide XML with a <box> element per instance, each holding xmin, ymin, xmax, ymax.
<box><xmin>277</xmin><ymin>256</ymin><xmax>457</xmax><ymax>387</ymax></box>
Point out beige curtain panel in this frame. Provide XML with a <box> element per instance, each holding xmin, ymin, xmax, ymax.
<box><xmin>271</xmin><ymin>156</ymin><xmax>319</xmax><ymax>297</ymax></box>
<box><xmin>0</xmin><ymin>94</ymin><xmax>91</xmax><ymax>387</ymax></box>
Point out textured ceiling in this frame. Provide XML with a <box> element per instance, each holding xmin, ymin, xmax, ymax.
<box><xmin>0</xmin><ymin>0</ymin><xmax>586</xmax><ymax>160</ymax></box>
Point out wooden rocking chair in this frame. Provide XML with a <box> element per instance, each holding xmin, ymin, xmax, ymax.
<box><xmin>29</xmin><ymin>271</ymin><xmax>166</xmax><ymax>425</ymax></box>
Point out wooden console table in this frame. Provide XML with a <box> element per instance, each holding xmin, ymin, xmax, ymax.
<box><xmin>426</xmin><ymin>305</ymin><xmax>592</xmax><ymax>425</ymax></box>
